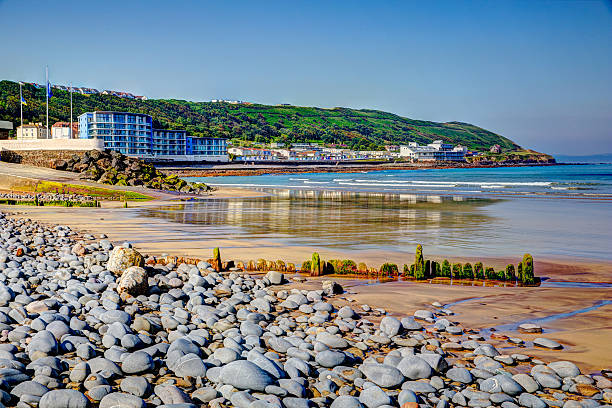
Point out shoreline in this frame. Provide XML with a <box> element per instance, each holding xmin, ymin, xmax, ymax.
<box><xmin>166</xmin><ymin>161</ymin><xmax>563</xmax><ymax>178</ymax></box>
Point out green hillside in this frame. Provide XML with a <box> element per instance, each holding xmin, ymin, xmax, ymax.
<box><xmin>0</xmin><ymin>80</ymin><xmax>520</xmax><ymax>151</ymax></box>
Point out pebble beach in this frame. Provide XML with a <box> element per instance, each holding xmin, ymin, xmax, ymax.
<box><xmin>0</xmin><ymin>210</ymin><xmax>611</xmax><ymax>408</ymax></box>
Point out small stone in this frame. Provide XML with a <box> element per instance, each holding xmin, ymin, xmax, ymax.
<box><xmin>533</xmin><ymin>338</ymin><xmax>562</xmax><ymax>349</ymax></box>
<box><xmin>518</xmin><ymin>323</ymin><xmax>542</xmax><ymax>333</ymax></box>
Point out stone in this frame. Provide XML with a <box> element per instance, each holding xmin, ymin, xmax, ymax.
<box><xmin>121</xmin><ymin>376</ymin><xmax>150</xmax><ymax>397</ymax></box>
<box><xmin>107</xmin><ymin>247</ymin><xmax>144</xmax><ymax>274</ymax></box>
<box><xmin>39</xmin><ymin>390</ymin><xmax>89</xmax><ymax>408</ymax></box>
<box><xmin>122</xmin><ymin>351</ymin><xmax>154</xmax><ymax>374</ymax></box>
<box><xmin>11</xmin><ymin>380</ymin><xmax>50</xmax><ymax>398</ymax></box>
<box><xmin>401</xmin><ymin>381</ymin><xmax>437</xmax><ymax>394</ymax></box>
<box><xmin>400</xmin><ymin>317</ymin><xmax>422</xmax><ymax>331</ymax></box>
<box><xmin>518</xmin><ymin>323</ymin><xmax>542</xmax><ymax>333</ymax></box>
<box><xmin>117</xmin><ymin>266</ymin><xmax>149</xmax><ymax>297</ymax></box>
<box><xmin>359</xmin><ymin>385</ymin><xmax>391</xmax><ymax>407</ymax></box>
<box><xmin>316</xmin><ymin>331</ymin><xmax>349</xmax><ymax>349</ymax></box>
<box><xmin>266</xmin><ymin>271</ymin><xmax>284</xmax><ymax>285</ymax></box>
<box><xmin>316</xmin><ymin>350</ymin><xmax>347</xmax><ymax>367</ymax></box>
<box><xmin>331</xmin><ymin>395</ymin><xmax>364</xmax><ymax>408</ymax></box>
<box><xmin>446</xmin><ymin>367</ymin><xmax>473</xmax><ymax>384</ymax></box>
<box><xmin>397</xmin><ymin>356</ymin><xmax>432</xmax><ymax>380</ymax></box>
<box><xmin>512</xmin><ymin>374</ymin><xmax>539</xmax><ymax>393</ymax></box>
<box><xmin>28</xmin><ymin>330</ymin><xmax>58</xmax><ymax>356</ymax></box>
<box><xmin>153</xmin><ymin>384</ymin><xmax>192</xmax><ymax>404</ymax></box>
<box><xmin>548</xmin><ymin>361</ymin><xmax>580</xmax><ymax>378</ymax></box>
<box><xmin>360</xmin><ymin>363</ymin><xmax>404</xmax><ymax>388</ymax></box>
<box><xmin>173</xmin><ymin>353</ymin><xmax>208</xmax><ymax>378</ymax></box>
<box><xmin>532</xmin><ymin>370</ymin><xmax>562</xmax><ymax>389</ymax></box>
<box><xmin>414</xmin><ymin>310</ymin><xmax>434</xmax><ymax>320</ymax></box>
<box><xmin>518</xmin><ymin>393</ymin><xmax>547</xmax><ymax>408</ymax></box>
<box><xmin>99</xmin><ymin>392</ymin><xmax>146</xmax><ymax>408</ymax></box>
<box><xmin>533</xmin><ymin>338</ymin><xmax>562</xmax><ymax>349</ymax></box>
<box><xmin>380</xmin><ymin>316</ymin><xmax>402</xmax><ymax>337</ymax></box>
<box><xmin>338</xmin><ymin>306</ymin><xmax>357</xmax><ymax>319</ymax></box>
<box><xmin>219</xmin><ymin>360</ymin><xmax>275</xmax><ymax>391</ymax></box>
<box><xmin>480</xmin><ymin>374</ymin><xmax>524</xmax><ymax>396</ymax></box>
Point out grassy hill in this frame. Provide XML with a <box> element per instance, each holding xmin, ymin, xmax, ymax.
<box><xmin>0</xmin><ymin>80</ymin><xmax>520</xmax><ymax>152</ymax></box>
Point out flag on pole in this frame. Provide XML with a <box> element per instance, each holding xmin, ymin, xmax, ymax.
<box><xmin>19</xmin><ymin>82</ymin><xmax>27</xmax><ymax>105</ymax></box>
<box><xmin>47</xmin><ymin>80</ymin><xmax>53</xmax><ymax>98</ymax></box>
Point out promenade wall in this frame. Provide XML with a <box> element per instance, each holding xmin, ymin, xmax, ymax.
<box><xmin>0</xmin><ymin>139</ymin><xmax>103</xmax><ymax>151</ymax></box>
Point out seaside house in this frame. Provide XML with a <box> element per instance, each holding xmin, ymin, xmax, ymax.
<box><xmin>399</xmin><ymin>140</ymin><xmax>467</xmax><ymax>162</ymax></box>
<box><xmin>51</xmin><ymin>122</ymin><xmax>79</xmax><ymax>139</ymax></box>
<box><xmin>228</xmin><ymin>147</ymin><xmax>276</xmax><ymax>161</ymax></box>
<box><xmin>16</xmin><ymin>123</ymin><xmax>49</xmax><ymax>140</ymax></box>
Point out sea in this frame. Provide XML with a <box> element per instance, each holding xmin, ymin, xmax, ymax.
<box><xmin>148</xmin><ymin>164</ymin><xmax>612</xmax><ymax>262</ymax></box>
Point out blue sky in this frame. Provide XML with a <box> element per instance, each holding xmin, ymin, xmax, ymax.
<box><xmin>1</xmin><ymin>0</ymin><xmax>611</xmax><ymax>155</ymax></box>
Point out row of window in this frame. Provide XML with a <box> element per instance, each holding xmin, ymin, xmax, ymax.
<box><xmin>94</xmin><ymin>114</ymin><xmax>148</xmax><ymax>124</ymax></box>
<box><xmin>93</xmin><ymin>124</ymin><xmax>149</xmax><ymax>130</ymax></box>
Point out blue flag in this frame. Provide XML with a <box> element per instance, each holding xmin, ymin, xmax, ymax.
<box><xmin>47</xmin><ymin>81</ymin><xmax>52</xmax><ymax>98</ymax></box>
<box><xmin>21</xmin><ymin>95</ymin><xmax>27</xmax><ymax>106</ymax></box>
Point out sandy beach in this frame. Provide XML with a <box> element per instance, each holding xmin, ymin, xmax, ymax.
<box><xmin>5</xmin><ymin>192</ymin><xmax>612</xmax><ymax>375</ymax></box>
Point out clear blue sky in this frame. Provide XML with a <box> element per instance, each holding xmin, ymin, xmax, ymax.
<box><xmin>1</xmin><ymin>0</ymin><xmax>611</xmax><ymax>155</ymax></box>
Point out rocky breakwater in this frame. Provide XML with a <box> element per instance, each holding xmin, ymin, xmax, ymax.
<box><xmin>51</xmin><ymin>150</ymin><xmax>210</xmax><ymax>194</ymax></box>
<box><xmin>0</xmin><ymin>212</ymin><xmax>611</xmax><ymax>408</ymax></box>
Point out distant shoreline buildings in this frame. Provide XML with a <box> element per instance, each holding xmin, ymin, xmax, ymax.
<box><xmin>227</xmin><ymin>140</ymin><xmax>469</xmax><ymax>162</ymax></box>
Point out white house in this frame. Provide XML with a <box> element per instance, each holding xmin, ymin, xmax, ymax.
<box><xmin>399</xmin><ymin>140</ymin><xmax>467</xmax><ymax>162</ymax></box>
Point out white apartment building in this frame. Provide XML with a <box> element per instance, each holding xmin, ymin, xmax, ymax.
<box><xmin>399</xmin><ymin>140</ymin><xmax>467</xmax><ymax>161</ymax></box>
<box><xmin>16</xmin><ymin>123</ymin><xmax>49</xmax><ymax>140</ymax></box>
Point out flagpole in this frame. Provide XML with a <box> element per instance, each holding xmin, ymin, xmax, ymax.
<box><xmin>19</xmin><ymin>82</ymin><xmax>23</xmax><ymax>129</ymax></box>
<box><xmin>70</xmin><ymin>82</ymin><xmax>73</xmax><ymax>139</ymax></box>
<box><xmin>46</xmin><ymin>65</ymin><xmax>49</xmax><ymax>138</ymax></box>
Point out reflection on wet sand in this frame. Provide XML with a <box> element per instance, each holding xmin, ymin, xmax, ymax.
<box><xmin>137</xmin><ymin>190</ymin><xmax>501</xmax><ymax>252</ymax></box>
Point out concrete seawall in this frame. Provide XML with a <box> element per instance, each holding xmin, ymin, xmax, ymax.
<box><xmin>0</xmin><ymin>138</ymin><xmax>103</xmax><ymax>151</ymax></box>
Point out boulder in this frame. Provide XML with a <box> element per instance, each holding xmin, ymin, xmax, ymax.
<box><xmin>117</xmin><ymin>266</ymin><xmax>149</xmax><ymax>297</ymax></box>
<box><xmin>107</xmin><ymin>247</ymin><xmax>144</xmax><ymax>274</ymax></box>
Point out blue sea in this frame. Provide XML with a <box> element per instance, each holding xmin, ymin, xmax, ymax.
<box><xmin>192</xmin><ymin>164</ymin><xmax>612</xmax><ymax>199</ymax></box>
